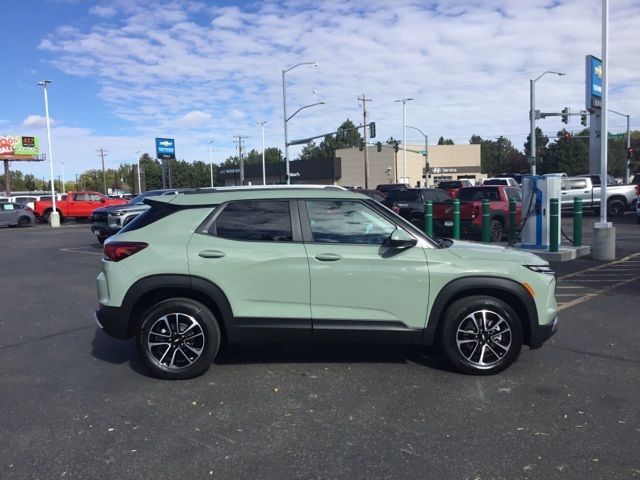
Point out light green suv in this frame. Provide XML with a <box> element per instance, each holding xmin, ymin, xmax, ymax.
<box><xmin>95</xmin><ymin>186</ymin><xmax>558</xmax><ymax>379</ymax></box>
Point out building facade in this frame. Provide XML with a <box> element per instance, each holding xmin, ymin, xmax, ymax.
<box><xmin>335</xmin><ymin>143</ymin><xmax>484</xmax><ymax>188</ymax></box>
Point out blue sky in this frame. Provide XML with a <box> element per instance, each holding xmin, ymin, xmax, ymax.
<box><xmin>2</xmin><ymin>0</ymin><xmax>640</xmax><ymax>180</ymax></box>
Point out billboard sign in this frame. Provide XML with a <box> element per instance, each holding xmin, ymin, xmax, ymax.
<box><xmin>585</xmin><ymin>55</ymin><xmax>602</xmax><ymax>110</ymax></box>
<box><xmin>155</xmin><ymin>138</ymin><xmax>176</xmax><ymax>159</ymax></box>
<box><xmin>0</xmin><ymin>135</ymin><xmax>40</xmax><ymax>159</ymax></box>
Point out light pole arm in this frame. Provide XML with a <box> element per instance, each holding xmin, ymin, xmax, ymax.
<box><xmin>284</xmin><ymin>61</ymin><xmax>317</xmax><ymax>74</ymax></box>
<box><xmin>286</xmin><ymin>102</ymin><xmax>325</xmax><ymax>123</ymax></box>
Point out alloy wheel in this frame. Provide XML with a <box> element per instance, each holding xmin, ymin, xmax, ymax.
<box><xmin>455</xmin><ymin>309</ymin><xmax>512</xmax><ymax>368</ymax></box>
<box><xmin>147</xmin><ymin>313</ymin><xmax>205</xmax><ymax>369</ymax></box>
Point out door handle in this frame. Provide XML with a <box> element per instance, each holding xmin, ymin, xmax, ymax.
<box><xmin>314</xmin><ymin>253</ymin><xmax>343</xmax><ymax>262</ymax></box>
<box><xmin>198</xmin><ymin>250</ymin><xmax>225</xmax><ymax>258</ymax></box>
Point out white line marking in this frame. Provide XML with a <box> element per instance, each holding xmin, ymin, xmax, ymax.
<box><xmin>59</xmin><ymin>248</ymin><xmax>103</xmax><ymax>256</ymax></box>
<box><xmin>555</xmin><ymin>293</ymin><xmax>582</xmax><ymax>297</ymax></box>
<box><xmin>555</xmin><ymin>285</ymin><xmax>586</xmax><ymax>289</ymax></box>
<box><xmin>558</xmin><ymin>273</ymin><xmax>640</xmax><ymax>311</ymax></box>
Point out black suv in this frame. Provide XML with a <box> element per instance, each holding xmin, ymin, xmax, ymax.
<box><xmin>382</xmin><ymin>188</ymin><xmax>452</xmax><ymax>226</ymax></box>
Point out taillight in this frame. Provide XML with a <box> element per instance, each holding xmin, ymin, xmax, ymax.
<box><xmin>471</xmin><ymin>206</ymin><xmax>479</xmax><ymax>219</ymax></box>
<box><xmin>103</xmin><ymin>241</ymin><xmax>148</xmax><ymax>262</ymax></box>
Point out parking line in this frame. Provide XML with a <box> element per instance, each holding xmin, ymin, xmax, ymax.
<box><xmin>59</xmin><ymin>248</ymin><xmax>103</xmax><ymax>256</ymax></box>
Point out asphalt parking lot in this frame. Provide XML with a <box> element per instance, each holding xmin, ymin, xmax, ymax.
<box><xmin>1</xmin><ymin>218</ymin><xmax>639</xmax><ymax>480</ymax></box>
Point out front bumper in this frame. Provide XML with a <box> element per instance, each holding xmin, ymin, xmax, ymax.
<box><xmin>94</xmin><ymin>304</ymin><xmax>131</xmax><ymax>339</ymax></box>
<box><xmin>91</xmin><ymin>222</ymin><xmax>120</xmax><ymax>238</ymax></box>
<box><xmin>529</xmin><ymin>315</ymin><xmax>558</xmax><ymax>349</ymax></box>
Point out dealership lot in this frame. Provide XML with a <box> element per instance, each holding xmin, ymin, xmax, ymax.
<box><xmin>1</xmin><ymin>220</ymin><xmax>639</xmax><ymax>479</ymax></box>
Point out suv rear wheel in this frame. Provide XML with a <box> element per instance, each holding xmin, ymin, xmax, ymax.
<box><xmin>136</xmin><ymin>298</ymin><xmax>221</xmax><ymax>379</ymax></box>
<box><xmin>440</xmin><ymin>295</ymin><xmax>523</xmax><ymax>375</ymax></box>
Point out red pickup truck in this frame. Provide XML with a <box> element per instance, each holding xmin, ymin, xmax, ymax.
<box><xmin>433</xmin><ymin>185</ymin><xmax>522</xmax><ymax>241</ymax></box>
<box><xmin>34</xmin><ymin>191</ymin><xmax>128</xmax><ymax>223</ymax></box>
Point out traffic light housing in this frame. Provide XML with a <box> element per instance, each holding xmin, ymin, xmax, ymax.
<box><xmin>376</xmin><ymin>141</ymin><xmax>382</xmax><ymax>152</ymax></box>
<box><xmin>369</xmin><ymin>122</ymin><xmax>376</xmax><ymax>139</ymax></box>
<box><xmin>561</xmin><ymin>107</ymin><xmax>569</xmax><ymax>124</ymax></box>
<box><xmin>580</xmin><ymin>112</ymin><xmax>588</xmax><ymax>126</ymax></box>
<box><xmin>627</xmin><ymin>147</ymin><xmax>634</xmax><ymax>160</ymax></box>
<box><xmin>394</xmin><ymin>141</ymin><xmax>399</xmax><ymax>153</ymax></box>
<box><xmin>358</xmin><ymin>139</ymin><xmax>365</xmax><ymax>151</ymax></box>
<box><xmin>563</xmin><ymin>131</ymin><xmax>571</xmax><ymax>142</ymax></box>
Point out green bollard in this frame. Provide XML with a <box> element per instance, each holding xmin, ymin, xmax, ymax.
<box><xmin>573</xmin><ymin>197</ymin><xmax>583</xmax><ymax>247</ymax></box>
<box><xmin>481</xmin><ymin>199</ymin><xmax>490</xmax><ymax>242</ymax></box>
<box><xmin>452</xmin><ymin>199</ymin><xmax>460</xmax><ymax>239</ymax></box>
<box><xmin>424</xmin><ymin>201</ymin><xmax>433</xmax><ymax>236</ymax></box>
<box><xmin>508</xmin><ymin>197</ymin><xmax>517</xmax><ymax>244</ymax></box>
<box><xmin>550</xmin><ymin>198</ymin><xmax>559</xmax><ymax>252</ymax></box>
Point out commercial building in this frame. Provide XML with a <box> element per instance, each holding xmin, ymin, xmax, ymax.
<box><xmin>335</xmin><ymin>143</ymin><xmax>484</xmax><ymax>188</ymax></box>
<box><xmin>217</xmin><ymin>144</ymin><xmax>483</xmax><ymax>188</ymax></box>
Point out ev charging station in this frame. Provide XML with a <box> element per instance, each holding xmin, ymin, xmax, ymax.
<box><xmin>521</xmin><ymin>174</ymin><xmax>562</xmax><ymax>249</ymax></box>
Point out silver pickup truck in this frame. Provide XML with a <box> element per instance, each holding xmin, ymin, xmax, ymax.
<box><xmin>560</xmin><ymin>176</ymin><xmax>636</xmax><ymax>217</ymax></box>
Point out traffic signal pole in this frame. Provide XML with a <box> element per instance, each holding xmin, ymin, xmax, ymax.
<box><xmin>358</xmin><ymin>94</ymin><xmax>372</xmax><ymax>189</ymax></box>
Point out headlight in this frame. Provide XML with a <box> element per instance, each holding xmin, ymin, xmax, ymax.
<box><xmin>525</xmin><ymin>264</ymin><xmax>555</xmax><ymax>275</ymax></box>
<box><xmin>111</xmin><ymin>211</ymin><xmax>125</xmax><ymax>216</ymax></box>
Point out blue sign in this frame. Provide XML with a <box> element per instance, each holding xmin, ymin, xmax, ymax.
<box><xmin>155</xmin><ymin>138</ymin><xmax>176</xmax><ymax>159</ymax></box>
<box><xmin>585</xmin><ymin>55</ymin><xmax>602</xmax><ymax>110</ymax></box>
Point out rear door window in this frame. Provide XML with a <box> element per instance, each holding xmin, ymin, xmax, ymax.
<box><xmin>395</xmin><ymin>190</ymin><xmax>421</xmax><ymax>202</ymax></box>
<box><xmin>211</xmin><ymin>201</ymin><xmax>292</xmax><ymax>242</ymax></box>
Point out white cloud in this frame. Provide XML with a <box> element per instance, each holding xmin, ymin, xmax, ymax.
<box><xmin>22</xmin><ymin>115</ymin><xmax>55</xmax><ymax>129</ymax></box>
<box><xmin>179</xmin><ymin>110</ymin><xmax>213</xmax><ymax>127</ymax></box>
<box><xmin>26</xmin><ymin>0</ymin><xmax>640</xmax><ymax>172</ymax></box>
<box><xmin>89</xmin><ymin>5</ymin><xmax>117</xmax><ymax>18</ymax></box>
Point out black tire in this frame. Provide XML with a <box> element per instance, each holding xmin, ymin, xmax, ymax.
<box><xmin>17</xmin><ymin>216</ymin><xmax>31</xmax><ymax>227</ymax></box>
<box><xmin>136</xmin><ymin>298</ymin><xmax>221</xmax><ymax>380</ymax></box>
<box><xmin>489</xmin><ymin>219</ymin><xmax>504</xmax><ymax>242</ymax></box>
<box><xmin>607</xmin><ymin>198</ymin><xmax>625</xmax><ymax>217</ymax></box>
<box><xmin>439</xmin><ymin>295</ymin><xmax>523</xmax><ymax>375</ymax></box>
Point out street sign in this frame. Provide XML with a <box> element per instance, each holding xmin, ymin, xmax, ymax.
<box><xmin>608</xmin><ymin>133</ymin><xmax>624</xmax><ymax>140</ymax></box>
<box><xmin>155</xmin><ymin>138</ymin><xmax>176</xmax><ymax>159</ymax></box>
<box><xmin>417</xmin><ymin>150</ymin><xmax>427</xmax><ymax>154</ymax></box>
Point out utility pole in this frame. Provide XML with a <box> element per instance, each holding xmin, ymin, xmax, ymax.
<box><xmin>234</xmin><ymin>136</ymin><xmax>247</xmax><ymax>185</ymax></box>
<box><xmin>97</xmin><ymin>147</ymin><xmax>108</xmax><ymax>194</ymax></box>
<box><xmin>257</xmin><ymin>122</ymin><xmax>268</xmax><ymax>185</ymax></box>
<box><xmin>358</xmin><ymin>94</ymin><xmax>372</xmax><ymax>188</ymax></box>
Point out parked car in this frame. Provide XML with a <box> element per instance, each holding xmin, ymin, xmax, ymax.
<box><xmin>345</xmin><ymin>188</ymin><xmax>386</xmax><ymax>203</ymax></box>
<box><xmin>630</xmin><ymin>173</ymin><xmax>640</xmax><ymax>185</ymax></box>
<box><xmin>10</xmin><ymin>195</ymin><xmax>40</xmax><ymax>210</ymax></box>
<box><xmin>95</xmin><ymin>186</ymin><xmax>558</xmax><ymax>379</ymax></box>
<box><xmin>437</xmin><ymin>180</ymin><xmax>473</xmax><ymax>198</ymax></box>
<box><xmin>91</xmin><ymin>189</ymin><xmax>188</xmax><ymax>243</ymax></box>
<box><xmin>635</xmin><ymin>184</ymin><xmax>640</xmax><ymax>224</ymax></box>
<box><xmin>33</xmin><ymin>191</ymin><xmax>128</xmax><ymax>223</ymax></box>
<box><xmin>482</xmin><ymin>177</ymin><xmax>520</xmax><ymax>187</ymax></box>
<box><xmin>375</xmin><ymin>183</ymin><xmax>410</xmax><ymax>197</ymax></box>
<box><xmin>560</xmin><ymin>176</ymin><xmax>636</xmax><ymax>216</ymax></box>
<box><xmin>577</xmin><ymin>174</ymin><xmax>619</xmax><ymax>186</ymax></box>
<box><xmin>0</xmin><ymin>202</ymin><xmax>35</xmax><ymax>227</ymax></box>
<box><xmin>382</xmin><ymin>188</ymin><xmax>452</xmax><ymax>227</ymax></box>
<box><xmin>498</xmin><ymin>173</ymin><xmax>526</xmax><ymax>185</ymax></box>
<box><xmin>434</xmin><ymin>186</ymin><xmax>522</xmax><ymax>242</ymax></box>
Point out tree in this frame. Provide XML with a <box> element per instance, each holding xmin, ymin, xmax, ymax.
<box><xmin>523</xmin><ymin>127</ymin><xmax>549</xmax><ymax>159</ymax></box>
<box><xmin>298</xmin><ymin>119</ymin><xmax>363</xmax><ymax>160</ymax></box>
<box><xmin>470</xmin><ymin>135</ymin><xmax>527</xmax><ymax>176</ymax></box>
<box><xmin>438</xmin><ymin>136</ymin><xmax>455</xmax><ymax>145</ymax></box>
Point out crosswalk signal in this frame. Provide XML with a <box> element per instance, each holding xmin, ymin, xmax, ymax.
<box><xmin>369</xmin><ymin>122</ymin><xmax>376</xmax><ymax>138</ymax></box>
<box><xmin>376</xmin><ymin>141</ymin><xmax>382</xmax><ymax>152</ymax></box>
<box><xmin>627</xmin><ymin>147</ymin><xmax>634</xmax><ymax>160</ymax></box>
<box><xmin>561</xmin><ymin>108</ymin><xmax>569</xmax><ymax>124</ymax></box>
<box><xmin>358</xmin><ymin>140</ymin><xmax>365</xmax><ymax>151</ymax></box>
<box><xmin>580</xmin><ymin>112</ymin><xmax>588</xmax><ymax>126</ymax></box>
<box><xmin>563</xmin><ymin>131</ymin><xmax>571</xmax><ymax>142</ymax></box>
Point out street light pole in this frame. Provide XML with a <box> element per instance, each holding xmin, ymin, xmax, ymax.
<box><xmin>282</xmin><ymin>61</ymin><xmax>318</xmax><ymax>184</ymax></box>
<box><xmin>608</xmin><ymin>109</ymin><xmax>631</xmax><ymax>183</ymax></box>
<box><xmin>37</xmin><ymin>80</ymin><xmax>59</xmax><ymax>227</ymax></box>
<box><xmin>406</xmin><ymin>126</ymin><xmax>428</xmax><ymax>187</ymax></box>
<box><xmin>257</xmin><ymin>121</ymin><xmax>267</xmax><ymax>185</ymax></box>
<box><xmin>136</xmin><ymin>150</ymin><xmax>142</xmax><ymax>194</ymax></box>
<box><xmin>529</xmin><ymin>71</ymin><xmax>565</xmax><ymax>176</ymax></box>
<box><xmin>395</xmin><ymin>98</ymin><xmax>413</xmax><ymax>184</ymax></box>
<box><xmin>208</xmin><ymin>141</ymin><xmax>214</xmax><ymax>187</ymax></box>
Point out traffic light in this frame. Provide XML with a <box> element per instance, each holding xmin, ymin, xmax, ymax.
<box><xmin>581</xmin><ymin>112</ymin><xmax>588</xmax><ymax>126</ymax></box>
<box><xmin>561</xmin><ymin>108</ymin><xmax>569</xmax><ymax>124</ymax></box>
<box><xmin>627</xmin><ymin>147</ymin><xmax>634</xmax><ymax>160</ymax></box>
<box><xmin>376</xmin><ymin>141</ymin><xmax>382</xmax><ymax>152</ymax></box>
<box><xmin>394</xmin><ymin>141</ymin><xmax>399</xmax><ymax>153</ymax></box>
<box><xmin>358</xmin><ymin>139</ymin><xmax>365</xmax><ymax>151</ymax></box>
<box><xmin>563</xmin><ymin>131</ymin><xmax>571</xmax><ymax>142</ymax></box>
<box><xmin>369</xmin><ymin>122</ymin><xmax>376</xmax><ymax>138</ymax></box>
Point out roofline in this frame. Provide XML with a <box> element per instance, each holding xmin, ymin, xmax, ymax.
<box><xmin>185</xmin><ymin>185</ymin><xmax>347</xmax><ymax>194</ymax></box>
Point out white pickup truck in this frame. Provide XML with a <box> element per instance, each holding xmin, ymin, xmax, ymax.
<box><xmin>560</xmin><ymin>176</ymin><xmax>636</xmax><ymax>217</ymax></box>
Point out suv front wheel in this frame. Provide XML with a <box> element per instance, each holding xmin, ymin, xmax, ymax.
<box><xmin>137</xmin><ymin>298</ymin><xmax>221</xmax><ymax>379</ymax></box>
<box><xmin>440</xmin><ymin>295</ymin><xmax>523</xmax><ymax>375</ymax></box>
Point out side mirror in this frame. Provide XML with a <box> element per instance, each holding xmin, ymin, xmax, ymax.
<box><xmin>384</xmin><ymin>228</ymin><xmax>417</xmax><ymax>250</ymax></box>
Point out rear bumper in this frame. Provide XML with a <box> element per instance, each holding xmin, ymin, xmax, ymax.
<box><xmin>95</xmin><ymin>304</ymin><xmax>131</xmax><ymax>339</ymax></box>
<box><xmin>529</xmin><ymin>315</ymin><xmax>558</xmax><ymax>349</ymax></box>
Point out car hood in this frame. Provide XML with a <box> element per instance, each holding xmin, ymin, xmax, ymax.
<box><xmin>92</xmin><ymin>203</ymin><xmax>149</xmax><ymax>214</ymax></box>
<box><xmin>446</xmin><ymin>240</ymin><xmax>546</xmax><ymax>265</ymax></box>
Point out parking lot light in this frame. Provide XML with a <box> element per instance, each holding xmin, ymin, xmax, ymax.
<box><xmin>37</xmin><ymin>79</ymin><xmax>60</xmax><ymax>228</ymax></box>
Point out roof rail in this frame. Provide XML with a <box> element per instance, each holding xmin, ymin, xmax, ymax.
<box><xmin>184</xmin><ymin>185</ymin><xmax>346</xmax><ymax>194</ymax></box>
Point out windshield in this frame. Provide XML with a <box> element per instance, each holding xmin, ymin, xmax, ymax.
<box><xmin>128</xmin><ymin>190</ymin><xmax>172</xmax><ymax>205</ymax></box>
<box><xmin>438</xmin><ymin>181</ymin><xmax>461</xmax><ymax>189</ymax></box>
<box><xmin>459</xmin><ymin>187</ymin><xmax>500</xmax><ymax>202</ymax></box>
